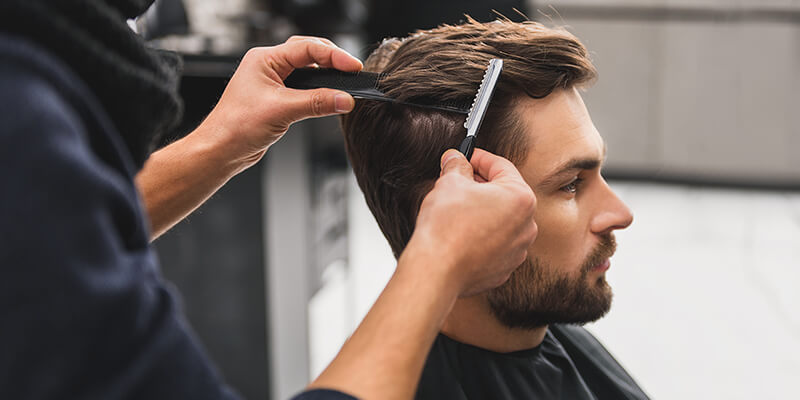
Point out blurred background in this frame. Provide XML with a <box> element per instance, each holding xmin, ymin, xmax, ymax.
<box><xmin>144</xmin><ymin>0</ymin><xmax>800</xmax><ymax>398</ymax></box>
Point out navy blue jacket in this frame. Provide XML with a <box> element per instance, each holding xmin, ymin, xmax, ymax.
<box><xmin>0</xmin><ymin>34</ymin><xmax>351</xmax><ymax>400</ymax></box>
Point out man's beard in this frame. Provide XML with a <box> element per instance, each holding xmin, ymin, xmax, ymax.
<box><xmin>487</xmin><ymin>234</ymin><xmax>617</xmax><ymax>330</ymax></box>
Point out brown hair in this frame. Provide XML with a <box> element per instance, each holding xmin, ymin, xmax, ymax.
<box><xmin>342</xmin><ymin>18</ymin><xmax>596</xmax><ymax>258</ymax></box>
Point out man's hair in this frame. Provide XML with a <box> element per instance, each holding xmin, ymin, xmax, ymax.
<box><xmin>342</xmin><ymin>18</ymin><xmax>597</xmax><ymax>258</ymax></box>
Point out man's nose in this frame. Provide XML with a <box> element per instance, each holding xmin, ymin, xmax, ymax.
<box><xmin>590</xmin><ymin>181</ymin><xmax>633</xmax><ymax>235</ymax></box>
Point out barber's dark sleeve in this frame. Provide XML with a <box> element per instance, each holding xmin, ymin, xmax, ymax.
<box><xmin>0</xmin><ymin>54</ymin><xmax>238</xmax><ymax>399</ymax></box>
<box><xmin>291</xmin><ymin>389</ymin><xmax>358</xmax><ymax>400</ymax></box>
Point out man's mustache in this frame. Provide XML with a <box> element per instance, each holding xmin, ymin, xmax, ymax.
<box><xmin>581</xmin><ymin>234</ymin><xmax>617</xmax><ymax>273</ymax></box>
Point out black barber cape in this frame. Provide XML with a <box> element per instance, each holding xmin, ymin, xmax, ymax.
<box><xmin>416</xmin><ymin>324</ymin><xmax>650</xmax><ymax>399</ymax></box>
<box><xmin>0</xmin><ymin>34</ymin><xmax>353</xmax><ymax>400</ymax></box>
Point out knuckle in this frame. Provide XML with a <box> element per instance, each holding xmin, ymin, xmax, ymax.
<box><xmin>308</xmin><ymin>92</ymin><xmax>327</xmax><ymax>115</ymax></box>
<box><xmin>529</xmin><ymin>223</ymin><xmax>539</xmax><ymax>242</ymax></box>
<box><xmin>305</xmin><ymin>37</ymin><xmax>326</xmax><ymax>46</ymax></box>
<box><xmin>515</xmin><ymin>251</ymin><xmax>527</xmax><ymax>267</ymax></box>
<box><xmin>495</xmin><ymin>271</ymin><xmax>513</xmax><ymax>288</ymax></box>
<box><xmin>493</xmin><ymin>157</ymin><xmax>516</xmax><ymax>173</ymax></box>
<box><xmin>243</xmin><ymin>48</ymin><xmax>258</xmax><ymax>61</ymax></box>
<box><xmin>430</xmin><ymin>179</ymin><xmax>444</xmax><ymax>193</ymax></box>
<box><xmin>288</xmin><ymin>35</ymin><xmax>312</xmax><ymax>43</ymax></box>
<box><xmin>450</xmin><ymin>164</ymin><xmax>471</xmax><ymax>177</ymax></box>
<box><xmin>437</xmin><ymin>173</ymin><xmax>456</xmax><ymax>186</ymax></box>
<box><xmin>245</xmin><ymin>46</ymin><xmax>266</xmax><ymax>57</ymax></box>
<box><xmin>317</xmin><ymin>36</ymin><xmax>335</xmax><ymax>45</ymax></box>
<box><xmin>431</xmin><ymin>181</ymin><xmax>449</xmax><ymax>196</ymax></box>
<box><xmin>288</xmin><ymin>36</ymin><xmax>324</xmax><ymax>48</ymax></box>
<box><xmin>511</xmin><ymin>248</ymin><xmax>526</xmax><ymax>263</ymax></box>
<box><xmin>524</xmin><ymin>190</ymin><xmax>537</xmax><ymax>212</ymax></box>
<box><xmin>498</xmin><ymin>157</ymin><xmax>515</xmax><ymax>169</ymax></box>
<box><xmin>513</xmin><ymin>189</ymin><xmax>535</xmax><ymax>211</ymax></box>
<box><xmin>243</xmin><ymin>47</ymin><xmax>270</xmax><ymax>64</ymax></box>
<box><xmin>442</xmin><ymin>174</ymin><xmax>464</xmax><ymax>189</ymax></box>
<box><xmin>420</xmin><ymin>188</ymin><xmax>440</xmax><ymax>207</ymax></box>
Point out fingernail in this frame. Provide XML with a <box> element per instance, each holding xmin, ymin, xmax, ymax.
<box><xmin>441</xmin><ymin>150</ymin><xmax>460</xmax><ymax>168</ymax></box>
<box><xmin>335</xmin><ymin>94</ymin><xmax>353</xmax><ymax>113</ymax></box>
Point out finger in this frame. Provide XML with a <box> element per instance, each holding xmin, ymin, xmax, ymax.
<box><xmin>285</xmin><ymin>36</ymin><xmax>353</xmax><ymax>70</ymax></box>
<box><xmin>277</xmin><ymin>87</ymin><xmax>356</xmax><ymax>123</ymax></box>
<box><xmin>272</xmin><ymin>39</ymin><xmax>363</xmax><ymax>80</ymax></box>
<box><xmin>440</xmin><ymin>149</ymin><xmax>474</xmax><ymax>179</ymax></box>
<box><xmin>287</xmin><ymin>35</ymin><xmax>336</xmax><ymax>47</ymax></box>
<box><xmin>469</xmin><ymin>148</ymin><xmax>526</xmax><ymax>185</ymax></box>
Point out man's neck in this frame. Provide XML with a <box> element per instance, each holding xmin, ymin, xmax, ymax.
<box><xmin>440</xmin><ymin>294</ymin><xmax>548</xmax><ymax>353</ymax></box>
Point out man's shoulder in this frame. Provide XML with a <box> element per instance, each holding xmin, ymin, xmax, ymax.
<box><xmin>549</xmin><ymin>323</ymin><xmax>623</xmax><ymax>368</ymax></box>
<box><xmin>549</xmin><ymin>323</ymin><xmax>607</xmax><ymax>350</ymax></box>
<box><xmin>416</xmin><ymin>335</ymin><xmax>469</xmax><ymax>400</ymax></box>
<box><xmin>416</xmin><ymin>328</ymin><xmax>650</xmax><ymax>400</ymax></box>
<box><xmin>550</xmin><ymin>324</ymin><xmax>650</xmax><ymax>399</ymax></box>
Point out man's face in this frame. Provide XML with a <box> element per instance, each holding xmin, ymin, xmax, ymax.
<box><xmin>487</xmin><ymin>88</ymin><xmax>633</xmax><ymax>329</ymax></box>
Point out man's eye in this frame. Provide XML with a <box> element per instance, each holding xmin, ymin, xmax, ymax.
<box><xmin>561</xmin><ymin>178</ymin><xmax>583</xmax><ymax>194</ymax></box>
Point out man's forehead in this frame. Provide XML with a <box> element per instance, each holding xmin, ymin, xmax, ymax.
<box><xmin>513</xmin><ymin>89</ymin><xmax>605</xmax><ymax>181</ymax></box>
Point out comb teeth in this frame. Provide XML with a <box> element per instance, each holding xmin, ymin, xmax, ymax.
<box><xmin>463</xmin><ymin>59</ymin><xmax>503</xmax><ymax>139</ymax></box>
<box><xmin>464</xmin><ymin>64</ymin><xmax>494</xmax><ymax>129</ymax></box>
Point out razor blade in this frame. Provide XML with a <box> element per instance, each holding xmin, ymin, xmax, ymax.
<box><xmin>458</xmin><ymin>59</ymin><xmax>503</xmax><ymax>160</ymax></box>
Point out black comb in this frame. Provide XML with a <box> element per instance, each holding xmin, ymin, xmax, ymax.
<box><xmin>284</xmin><ymin>68</ymin><xmax>468</xmax><ymax>115</ymax></box>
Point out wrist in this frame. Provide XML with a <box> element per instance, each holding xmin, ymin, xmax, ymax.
<box><xmin>397</xmin><ymin>235</ymin><xmax>463</xmax><ymax>301</ymax></box>
<box><xmin>186</xmin><ymin>121</ymin><xmax>253</xmax><ymax>177</ymax></box>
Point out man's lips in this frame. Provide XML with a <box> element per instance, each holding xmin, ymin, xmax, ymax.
<box><xmin>592</xmin><ymin>259</ymin><xmax>610</xmax><ymax>272</ymax></box>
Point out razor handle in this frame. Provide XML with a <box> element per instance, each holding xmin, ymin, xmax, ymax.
<box><xmin>458</xmin><ymin>136</ymin><xmax>476</xmax><ymax>161</ymax></box>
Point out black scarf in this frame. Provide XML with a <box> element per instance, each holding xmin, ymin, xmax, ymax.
<box><xmin>0</xmin><ymin>0</ymin><xmax>183</xmax><ymax>169</ymax></box>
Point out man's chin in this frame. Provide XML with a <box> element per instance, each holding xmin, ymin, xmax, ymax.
<box><xmin>490</xmin><ymin>299</ymin><xmax>613</xmax><ymax>330</ymax></box>
<box><xmin>487</xmin><ymin>277</ymin><xmax>614</xmax><ymax>330</ymax></box>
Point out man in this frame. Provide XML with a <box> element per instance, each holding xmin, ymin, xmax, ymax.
<box><xmin>342</xmin><ymin>19</ymin><xmax>649</xmax><ymax>399</ymax></box>
<box><xmin>0</xmin><ymin>1</ymin><xmax>537</xmax><ymax>399</ymax></box>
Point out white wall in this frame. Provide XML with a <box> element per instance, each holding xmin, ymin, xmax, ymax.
<box><xmin>588</xmin><ymin>182</ymin><xmax>800</xmax><ymax>399</ymax></box>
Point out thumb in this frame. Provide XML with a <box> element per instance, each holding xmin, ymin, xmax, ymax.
<box><xmin>280</xmin><ymin>88</ymin><xmax>355</xmax><ymax>122</ymax></box>
<box><xmin>440</xmin><ymin>149</ymin><xmax>474</xmax><ymax>178</ymax></box>
<box><xmin>469</xmin><ymin>148</ymin><xmax>526</xmax><ymax>185</ymax></box>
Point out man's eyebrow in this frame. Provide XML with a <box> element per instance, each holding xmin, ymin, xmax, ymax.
<box><xmin>538</xmin><ymin>157</ymin><xmax>602</xmax><ymax>189</ymax></box>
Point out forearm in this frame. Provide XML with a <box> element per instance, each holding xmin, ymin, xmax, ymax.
<box><xmin>135</xmin><ymin>125</ymin><xmax>246</xmax><ymax>240</ymax></box>
<box><xmin>136</xmin><ymin>38</ymin><xmax>361</xmax><ymax>241</ymax></box>
<box><xmin>308</xmin><ymin>247</ymin><xmax>460</xmax><ymax>399</ymax></box>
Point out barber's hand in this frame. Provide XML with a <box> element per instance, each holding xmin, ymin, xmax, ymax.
<box><xmin>197</xmin><ymin>36</ymin><xmax>362</xmax><ymax>169</ymax></box>
<box><xmin>401</xmin><ymin>149</ymin><xmax>538</xmax><ymax>297</ymax></box>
